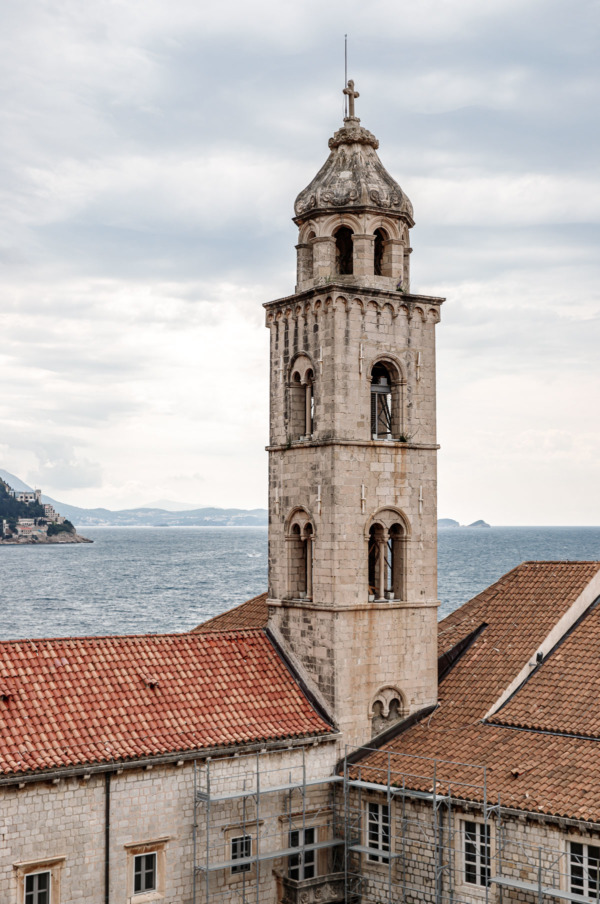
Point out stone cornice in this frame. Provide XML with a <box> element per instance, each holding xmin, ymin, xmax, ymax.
<box><xmin>266</xmin><ymin>439</ymin><xmax>440</xmax><ymax>452</ymax></box>
<box><xmin>268</xmin><ymin>598</ymin><xmax>440</xmax><ymax>612</ymax></box>
<box><xmin>264</xmin><ymin>284</ymin><xmax>445</xmax><ymax>309</ymax></box>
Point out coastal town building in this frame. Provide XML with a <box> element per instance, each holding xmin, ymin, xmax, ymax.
<box><xmin>43</xmin><ymin>503</ymin><xmax>64</xmax><ymax>524</ymax></box>
<box><xmin>9</xmin><ymin>489</ymin><xmax>41</xmax><ymax>505</ymax></box>
<box><xmin>1</xmin><ymin>84</ymin><xmax>599</xmax><ymax>904</ymax></box>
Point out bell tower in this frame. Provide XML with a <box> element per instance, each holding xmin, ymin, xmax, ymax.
<box><xmin>265</xmin><ymin>85</ymin><xmax>444</xmax><ymax>747</ymax></box>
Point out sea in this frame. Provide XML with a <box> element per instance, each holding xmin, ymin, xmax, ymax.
<box><xmin>1</xmin><ymin>526</ymin><xmax>600</xmax><ymax>641</ymax></box>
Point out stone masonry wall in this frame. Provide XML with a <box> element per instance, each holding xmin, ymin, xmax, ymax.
<box><xmin>265</xmin><ymin>288</ymin><xmax>441</xmax><ymax>745</ymax></box>
<box><xmin>0</xmin><ymin>742</ymin><xmax>339</xmax><ymax>904</ymax></box>
<box><xmin>346</xmin><ymin>791</ymin><xmax>597</xmax><ymax>904</ymax></box>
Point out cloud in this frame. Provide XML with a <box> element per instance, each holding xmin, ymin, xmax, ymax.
<box><xmin>0</xmin><ymin>0</ymin><xmax>598</xmax><ymax>520</ymax></box>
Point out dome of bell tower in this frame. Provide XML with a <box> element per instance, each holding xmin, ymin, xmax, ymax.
<box><xmin>292</xmin><ymin>82</ymin><xmax>415</xmax><ymax>294</ymax></box>
<box><xmin>294</xmin><ymin>110</ymin><xmax>413</xmax><ymax>224</ymax></box>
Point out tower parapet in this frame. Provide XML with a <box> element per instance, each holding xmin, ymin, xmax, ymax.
<box><xmin>266</xmin><ymin>84</ymin><xmax>444</xmax><ymax>747</ymax></box>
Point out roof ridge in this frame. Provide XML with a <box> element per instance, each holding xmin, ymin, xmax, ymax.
<box><xmin>0</xmin><ymin>627</ymin><xmax>266</xmax><ymax>646</ymax></box>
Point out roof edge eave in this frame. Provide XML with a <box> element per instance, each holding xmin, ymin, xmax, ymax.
<box><xmin>0</xmin><ymin>731</ymin><xmax>340</xmax><ymax>787</ymax></box>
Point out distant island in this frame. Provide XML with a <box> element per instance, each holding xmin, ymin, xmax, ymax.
<box><xmin>0</xmin><ymin>477</ymin><xmax>91</xmax><ymax>544</ymax></box>
<box><xmin>438</xmin><ymin>518</ymin><xmax>491</xmax><ymax>528</ymax></box>
<box><xmin>0</xmin><ymin>469</ymin><xmax>268</xmax><ymax>529</ymax></box>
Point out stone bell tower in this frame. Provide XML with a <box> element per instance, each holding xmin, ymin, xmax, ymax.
<box><xmin>265</xmin><ymin>83</ymin><xmax>444</xmax><ymax>747</ymax></box>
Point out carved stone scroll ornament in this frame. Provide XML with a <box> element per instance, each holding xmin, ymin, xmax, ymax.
<box><xmin>295</xmin><ymin>193</ymin><xmax>317</xmax><ymax>215</ymax></box>
<box><xmin>370</xmin><ymin>188</ymin><xmax>402</xmax><ymax>209</ymax></box>
<box><xmin>320</xmin><ymin>185</ymin><xmax>360</xmax><ymax>207</ymax></box>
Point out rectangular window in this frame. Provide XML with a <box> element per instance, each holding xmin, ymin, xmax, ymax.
<box><xmin>367</xmin><ymin>802</ymin><xmax>390</xmax><ymax>864</ymax></box>
<box><xmin>570</xmin><ymin>841</ymin><xmax>600</xmax><ymax>898</ymax></box>
<box><xmin>25</xmin><ymin>872</ymin><xmax>51</xmax><ymax>904</ymax></box>
<box><xmin>289</xmin><ymin>826</ymin><xmax>316</xmax><ymax>881</ymax></box>
<box><xmin>133</xmin><ymin>852</ymin><xmax>157</xmax><ymax>895</ymax></box>
<box><xmin>231</xmin><ymin>835</ymin><xmax>252</xmax><ymax>874</ymax></box>
<box><xmin>463</xmin><ymin>820</ymin><xmax>490</xmax><ymax>887</ymax></box>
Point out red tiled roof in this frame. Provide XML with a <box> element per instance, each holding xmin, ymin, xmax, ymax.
<box><xmin>0</xmin><ymin>630</ymin><xmax>332</xmax><ymax>776</ymax></box>
<box><xmin>193</xmin><ymin>592</ymin><xmax>269</xmax><ymax>633</ymax></box>
<box><xmin>357</xmin><ymin>561</ymin><xmax>600</xmax><ymax>821</ymax></box>
<box><xmin>491</xmin><ymin>595</ymin><xmax>600</xmax><ymax>737</ymax></box>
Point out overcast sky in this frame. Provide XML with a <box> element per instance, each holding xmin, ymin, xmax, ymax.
<box><xmin>1</xmin><ymin>0</ymin><xmax>599</xmax><ymax>524</ymax></box>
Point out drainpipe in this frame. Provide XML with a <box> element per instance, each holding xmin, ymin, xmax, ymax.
<box><xmin>105</xmin><ymin>772</ymin><xmax>111</xmax><ymax>904</ymax></box>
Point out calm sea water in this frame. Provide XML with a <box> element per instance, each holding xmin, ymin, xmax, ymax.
<box><xmin>1</xmin><ymin>526</ymin><xmax>599</xmax><ymax>640</ymax></box>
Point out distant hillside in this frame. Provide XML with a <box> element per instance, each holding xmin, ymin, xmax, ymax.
<box><xmin>0</xmin><ymin>469</ymin><xmax>267</xmax><ymax>527</ymax></box>
<box><xmin>42</xmin><ymin>498</ymin><xmax>268</xmax><ymax>527</ymax></box>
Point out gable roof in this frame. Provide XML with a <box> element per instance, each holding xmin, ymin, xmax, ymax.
<box><xmin>193</xmin><ymin>592</ymin><xmax>269</xmax><ymax>632</ymax></box>
<box><xmin>355</xmin><ymin>561</ymin><xmax>600</xmax><ymax>822</ymax></box>
<box><xmin>0</xmin><ymin>628</ymin><xmax>333</xmax><ymax>777</ymax></box>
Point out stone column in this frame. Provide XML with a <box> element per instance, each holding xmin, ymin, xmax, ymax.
<box><xmin>306</xmin><ymin>537</ymin><xmax>313</xmax><ymax>599</ymax></box>
<box><xmin>378</xmin><ymin>539</ymin><xmax>386</xmax><ymax>600</ymax></box>
<box><xmin>352</xmin><ymin>234</ymin><xmax>376</xmax><ymax>278</ymax></box>
<box><xmin>386</xmin><ymin>239</ymin><xmax>405</xmax><ymax>281</ymax></box>
<box><xmin>312</xmin><ymin>236</ymin><xmax>336</xmax><ymax>279</ymax></box>
<box><xmin>296</xmin><ymin>243</ymin><xmax>313</xmax><ymax>286</ymax></box>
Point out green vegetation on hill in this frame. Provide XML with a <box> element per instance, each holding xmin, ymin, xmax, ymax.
<box><xmin>47</xmin><ymin>520</ymin><xmax>75</xmax><ymax>536</ymax></box>
<box><xmin>0</xmin><ymin>479</ymin><xmax>45</xmax><ymax>522</ymax></box>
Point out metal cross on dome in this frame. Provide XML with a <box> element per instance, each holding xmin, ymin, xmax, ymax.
<box><xmin>343</xmin><ymin>79</ymin><xmax>360</xmax><ymax>118</ymax></box>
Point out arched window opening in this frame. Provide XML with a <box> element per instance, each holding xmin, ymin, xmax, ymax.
<box><xmin>371</xmin><ymin>364</ymin><xmax>393</xmax><ymax>440</ymax></box>
<box><xmin>370</xmin><ymin>361</ymin><xmax>403</xmax><ymax>440</ymax></box>
<box><xmin>306</xmin><ymin>231</ymin><xmax>315</xmax><ymax>280</ymax></box>
<box><xmin>289</xmin><ymin>523</ymin><xmax>306</xmax><ymax>598</ymax></box>
<box><xmin>389</xmin><ymin>523</ymin><xmax>405</xmax><ymax>600</ymax></box>
<box><xmin>288</xmin><ymin>519</ymin><xmax>314</xmax><ymax>600</ymax></box>
<box><xmin>368</xmin><ymin>524</ymin><xmax>385</xmax><ymax>599</ymax></box>
<box><xmin>305</xmin><ymin>369</ymin><xmax>314</xmax><ymax>437</ymax></box>
<box><xmin>368</xmin><ymin>519</ymin><xmax>406</xmax><ymax>601</ymax></box>
<box><xmin>290</xmin><ymin>371</ymin><xmax>305</xmax><ymax>439</ymax></box>
<box><xmin>304</xmin><ymin>523</ymin><xmax>313</xmax><ymax>600</ymax></box>
<box><xmin>334</xmin><ymin>226</ymin><xmax>353</xmax><ymax>275</ymax></box>
<box><xmin>374</xmin><ymin>228</ymin><xmax>387</xmax><ymax>276</ymax></box>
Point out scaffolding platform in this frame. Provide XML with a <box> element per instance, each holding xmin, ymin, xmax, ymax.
<box><xmin>195</xmin><ymin>839</ymin><xmax>343</xmax><ymax>872</ymax></box>
<box><xmin>191</xmin><ymin>743</ymin><xmax>600</xmax><ymax>904</ymax></box>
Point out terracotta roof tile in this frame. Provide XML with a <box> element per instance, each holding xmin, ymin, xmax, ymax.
<box><xmin>357</xmin><ymin>561</ymin><xmax>600</xmax><ymax>822</ymax></box>
<box><xmin>193</xmin><ymin>593</ymin><xmax>269</xmax><ymax>633</ymax></box>
<box><xmin>0</xmin><ymin>629</ymin><xmax>332</xmax><ymax>776</ymax></box>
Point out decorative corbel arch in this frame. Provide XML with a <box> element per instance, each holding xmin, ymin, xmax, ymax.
<box><xmin>321</xmin><ymin>212</ymin><xmax>363</xmax><ymax>236</ymax></box>
<box><xmin>285</xmin><ymin>505</ymin><xmax>316</xmax><ymax>536</ymax></box>
<box><xmin>368</xmin><ymin>353</ymin><xmax>407</xmax><ymax>385</ymax></box>
<box><xmin>288</xmin><ymin>352</ymin><xmax>315</xmax><ymax>384</ymax></box>
<box><xmin>365</xmin><ymin>506</ymin><xmax>411</xmax><ymax>539</ymax></box>
<box><xmin>298</xmin><ymin>221</ymin><xmax>318</xmax><ymax>243</ymax></box>
<box><xmin>365</xmin><ymin>214</ymin><xmax>402</xmax><ymax>240</ymax></box>
<box><xmin>370</xmin><ymin>685</ymin><xmax>406</xmax><ymax>719</ymax></box>
<box><xmin>370</xmin><ymin>685</ymin><xmax>407</xmax><ymax>735</ymax></box>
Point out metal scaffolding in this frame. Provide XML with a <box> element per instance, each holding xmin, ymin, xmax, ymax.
<box><xmin>192</xmin><ymin>744</ymin><xmax>600</xmax><ymax>904</ymax></box>
<box><xmin>192</xmin><ymin>746</ymin><xmax>342</xmax><ymax>904</ymax></box>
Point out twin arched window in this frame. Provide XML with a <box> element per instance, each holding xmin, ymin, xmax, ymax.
<box><xmin>370</xmin><ymin>362</ymin><xmax>403</xmax><ymax>440</ymax></box>
<box><xmin>368</xmin><ymin>520</ymin><xmax>406</xmax><ymax>601</ymax></box>
<box><xmin>290</xmin><ymin>357</ymin><xmax>314</xmax><ymax>440</ymax></box>
<box><xmin>287</xmin><ymin>518</ymin><xmax>314</xmax><ymax>599</ymax></box>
